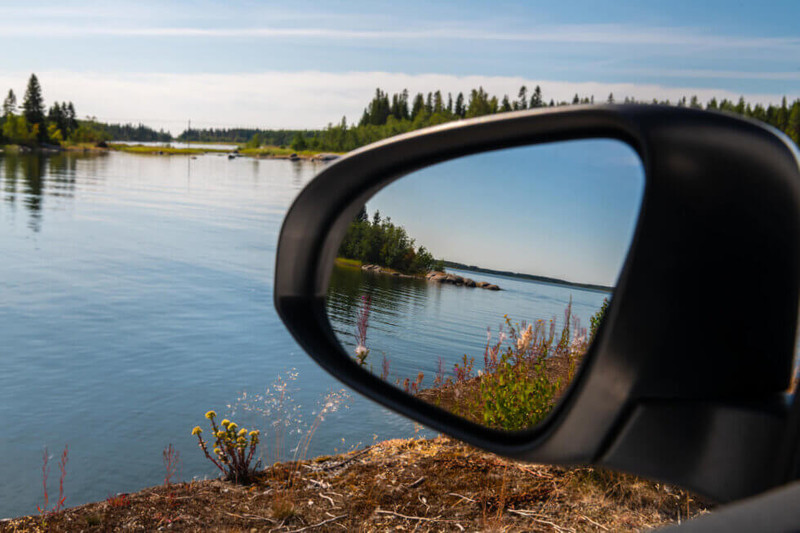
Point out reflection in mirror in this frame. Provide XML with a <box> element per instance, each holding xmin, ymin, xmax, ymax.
<box><xmin>326</xmin><ymin>139</ymin><xmax>644</xmax><ymax>431</ymax></box>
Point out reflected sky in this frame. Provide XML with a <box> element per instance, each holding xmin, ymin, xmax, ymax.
<box><xmin>368</xmin><ymin>139</ymin><xmax>644</xmax><ymax>287</ymax></box>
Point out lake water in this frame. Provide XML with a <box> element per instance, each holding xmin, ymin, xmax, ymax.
<box><xmin>327</xmin><ymin>265</ymin><xmax>608</xmax><ymax>388</ymax></box>
<box><xmin>0</xmin><ymin>151</ymin><xmax>607</xmax><ymax>518</ymax></box>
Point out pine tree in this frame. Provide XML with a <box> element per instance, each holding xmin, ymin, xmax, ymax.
<box><xmin>399</xmin><ymin>89</ymin><xmax>410</xmax><ymax>120</ymax></box>
<box><xmin>22</xmin><ymin>74</ymin><xmax>46</xmax><ymax>133</ymax></box>
<box><xmin>66</xmin><ymin>102</ymin><xmax>78</xmax><ymax>133</ymax></box>
<box><xmin>530</xmin><ymin>85</ymin><xmax>543</xmax><ymax>108</ymax></box>
<box><xmin>501</xmin><ymin>95</ymin><xmax>512</xmax><ymax>112</ymax></box>
<box><xmin>446</xmin><ymin>93</ymin><xmax>453</xmax><ymax>114</ymax></box>
<box><xmin>433</xmin><ymin>90</ymin><xmax>444</xmax><ymax>113</ymax></box>
<box><xmin>411</xmin><ymin>93</ymin><xmax>425</xmax><ymax>118</ymax></box>
<box><xmin>607</xmin><ymin>93</ymin><xmax>615</xmax><ymax>104</ymax></box>
<box><xmin>455</xmin><ymin>92</ymin><xmax>465</xmax><ymax>118</ymax></box>
<box><xmin>3</xmin><ymin>89</ymin><xmax>16</xmax><ymax>116</ymax></box>
<box><xmin>517</xmin><ymin>86</ymin><xmax>528</xmax><ymax>110</ymax></box>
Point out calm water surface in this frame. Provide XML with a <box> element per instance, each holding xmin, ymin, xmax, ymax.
<box><xmin>0</xmin><ymin>152</ymin><xmax>425</xmax><ymax>518</ymax></box>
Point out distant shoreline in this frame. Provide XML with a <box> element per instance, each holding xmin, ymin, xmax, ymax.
<box><xmin>0</xmin><ymin>142</ymin><xmax>342</xmax><ymax>161</ymax></box>
<box><xmin>443</xmin><ymin>260</ymin><xmax>613</xmax><ymax>293</ymax></box>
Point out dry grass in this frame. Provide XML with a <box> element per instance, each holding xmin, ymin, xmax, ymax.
<box><xmin>1</xmin><ymin>436</ymin><xmax>709</xmax><ymax>532</ymax></box>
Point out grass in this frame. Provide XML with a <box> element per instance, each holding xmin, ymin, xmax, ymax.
<box><xmin>108</xmin><ymin>144</ymin><xmax>228</xmax><ymax>155</ymax></box>
<box><xmin>334</xmin><ymin>257</ymin><xmax>363</xmax><ymax>268</ymax></box>
<box><xmin>237</xmin><ymin>145</ymin><xmax>343</xmax><ymax>158</ymax></box>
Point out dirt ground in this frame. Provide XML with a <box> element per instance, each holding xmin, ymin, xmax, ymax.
<box><xmin>1</xmin><ymin>436</ymin><xmax>709</xmax><ymax>532</ymax></box>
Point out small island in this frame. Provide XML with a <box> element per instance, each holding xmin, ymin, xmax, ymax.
<box><xmin>336</xmin><ymin>208</ymin><xmax>500</xmax><ymax>290</ymax></box>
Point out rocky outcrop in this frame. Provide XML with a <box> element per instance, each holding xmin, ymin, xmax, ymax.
<box><xmin>358</xmin><ymin>265</ymin><xmax>501</xmax><ymax>290</ymax></box>
<box><xmin>360</xmin><ymin>264</ymin><xmax>416</xmax><ymax>279</ymax></box>
<box><xmin>425</xmin><ymin>271</ymin><xmax>500</xmax><ymax>290</ymax></box>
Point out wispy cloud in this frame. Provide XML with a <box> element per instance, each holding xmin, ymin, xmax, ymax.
<box><xmin>0</xmin><ymin>23</ymin><xmax>798</xmax><ymax>51</ymax></box>
<box><xmin>0</xmin><ymin>70</ymin><xmax>789</xmax><ymax>134</ymax></box>
<box><xmin>608</xmin><ymin>68</ymin><xmax>800</xmax><ymax>82</ymax></box>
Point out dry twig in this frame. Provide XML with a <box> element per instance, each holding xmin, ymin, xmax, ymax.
<box><xmin>283</xmin><ymin>514</ymin><xmax>346</xmax><ymax>532</ymax></box>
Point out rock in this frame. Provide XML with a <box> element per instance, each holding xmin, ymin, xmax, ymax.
<box><xmin>485</xmin><ymin>284</ymin><xmax>500</xmax><ymax>291</ymax></box>
<box><xmin>476</xmin><ymin>281</ymin><xmax>490</xmax><ymax>288</ymax></box>
<box><xmin>464</xmin><ymin>278</ymin><xmax>476</xmax><ymax>287</ymax></box>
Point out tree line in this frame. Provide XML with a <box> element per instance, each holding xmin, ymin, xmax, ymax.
<box><xmin>338</xmin><ymin>207</ymin><xmax>444</xmax><ymax>275</ymax></box>
<box><xmin>218</xmin><ymin>86</ymin><xmax>800</xmax><ymax>153</ymax></box>
<box><xmin>1</xmin><ymin>74</ymin><xmax>171</xmax><ymax>147</ymax></box>
<box><xmin>302</xmin><ymin>86</ymin><xmax>800</xmax><ymax>153</ymax></box>
<box><xmin>175</xmin><ymin>127</ymin><xmax>313</xmax><ymax>147</ymax></box>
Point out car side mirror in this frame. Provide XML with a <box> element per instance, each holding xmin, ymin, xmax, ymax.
<box><xmin>275</xmin><ymin>105</ymin><xmax>800</xmax><ymax>503</ymax></box>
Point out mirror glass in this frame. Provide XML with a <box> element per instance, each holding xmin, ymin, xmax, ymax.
<box><xmin>325</xmin><ymin>139</ymin><xmax>644</xmax><ymax>431</ymax></box>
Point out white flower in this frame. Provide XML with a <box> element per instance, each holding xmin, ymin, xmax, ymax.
<box><xmin>355</xmin><ymin>344</ymin><xmax>368</xmax><ymax>357</ymax></box>
<box><xmin>516</xmin><ymin>324</ymin><xmax>533</xmax><ymax>352</ymax></box>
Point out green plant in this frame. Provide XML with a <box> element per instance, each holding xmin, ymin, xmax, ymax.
<box><xmin>589</xmin><ymin>298</ymin><xmax>609</xmax><ymax>342</ymax></box>
<box><xmin>192</xmin><ymin>411</ymin><xmax>261</xmax><ymax>485</ymax></box>
<box><xmin>479</xmin><ymin>351</ymin><xmax>558</xmax><ymax>430</ymax></box>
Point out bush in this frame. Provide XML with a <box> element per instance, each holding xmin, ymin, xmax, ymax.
<box><xmin>479</xmin><ymin>349</ymin><xmax>558</xmax><ymax>431</ymax></box>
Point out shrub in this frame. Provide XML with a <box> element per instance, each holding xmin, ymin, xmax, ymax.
<box><xmin>479</xmin><ymin>351</ymin><xmax>558</xmax><ymax>430</ymax></box>
<box><xmin>192</xmin><ymin>411</ymin><xmax>260</xmax><ymax>485</ymax></box>
<box><xmin>589</xmin><ymin>298</ymin><xmax>609</xmax><ymax>341</ymax></box>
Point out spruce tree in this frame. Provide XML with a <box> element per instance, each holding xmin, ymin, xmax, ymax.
<box><xmin>3</xmin><ymin>89</ymin><xmax>16</xmax><ymax>116</ymax></box>
<box><xmin>517</xmin><ymin>85</ymin><xmax>528</xmax><ymax>110</ymax></box>
<box><xmin>455</xmin><ymin>93</ymin><xmax>465</xmax><ymax>117</ymax></box>
<box><xmin>433</xmin><ymin>90</ymin><xmax>443</xmax><ymax>113</ymax></box>
<box><xmin>22</xmin><ymin>74</ymin><xmax>46</xmax><ymax>130</ymax></box>
<box><xmin>530</xmin><ymin>86</ymin><xmax>543</xmax><ymax>108</ymax></box>
<box><xmin>411</xmin><ymin>93</ymin><xmax>425</xmax><ymax>118</ymax></box>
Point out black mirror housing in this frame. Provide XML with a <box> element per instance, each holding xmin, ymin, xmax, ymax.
<box><xmin>275</xmin><ymin>105</ymin><xmax>800</xmax><ymax>502</ymax></box>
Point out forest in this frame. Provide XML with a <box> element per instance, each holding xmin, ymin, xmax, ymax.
<box><xmin>337</xmin><ymin>208</ymin><xmax>444</xmax><ymax>275</ymax></box>
<box><xmin>0</xmin><ymin>74</ymin><xmax>170</xmax><ymax>147</ymax></box>
<box><xmin>293</xmin><ymin>86</ymin><xmax>800</xmax><ymax>153</ymax></box>
<box><xmin>177</xmin><ymin>85</ymin><xmax>800</xmax><ymax>153</ymax></box>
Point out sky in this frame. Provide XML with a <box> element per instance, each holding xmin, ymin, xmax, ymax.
<box><xmin>0</xmin><ymin>1</ymin><xmax>799</xmax><ymax>134</ymax></box>
<box><xmin>369</xmin><ymin>140</ymin><xmax>644</xmax><ymax>286</ymax></box>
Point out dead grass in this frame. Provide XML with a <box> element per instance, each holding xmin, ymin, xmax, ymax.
<box><xmin>1</xmin><ymin>436</ymin><xmax>709</xmax><ymax>532</ymax></box>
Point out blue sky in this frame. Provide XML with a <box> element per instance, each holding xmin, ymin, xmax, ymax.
<box><xmin>0</xmin><ymin>1</ymin><xmax>798</xmax><ymax>132</ymax></box>
<box><xmin>369</xmin><ymin>140</ymin><xmax>644</xmax><ymax>286</ymax></box>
